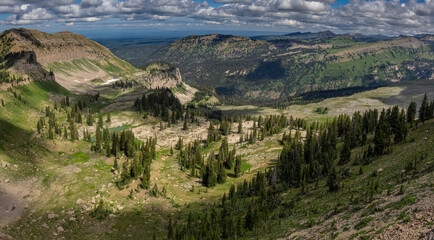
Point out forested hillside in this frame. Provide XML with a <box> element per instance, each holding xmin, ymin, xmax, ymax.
<box><xmin>149</xmin><ymin>33</ymin><xmax>433</xmax><ymax>104</ymax></box>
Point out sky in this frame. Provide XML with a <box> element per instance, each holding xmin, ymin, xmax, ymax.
<box><xmin>0</xmin><ymin>0</ymin><xmax>432</xmax><ymax>39</ymax></box>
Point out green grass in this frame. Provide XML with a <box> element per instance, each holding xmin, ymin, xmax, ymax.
<box><xmin>1</xmin><ymin>73</ymin><xmax>433</xmax><ymax>240</ymax></box>
<box><xmin>68</xmin><ymin>151</ymin><xmax>89</xmax><ymax>164</ymax></box>
<box><xmin>355</xmin><ymin>217</ymin><xmax>374</xmax><ymax>230</ymax></box>
<box><xmin>385</xmin><ymin>195</ymin><xmax>417</xmax><ymax>210</ymax></box>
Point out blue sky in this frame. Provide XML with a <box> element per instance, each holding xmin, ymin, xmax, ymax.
<box><xmin>0</xmin><ymin>0</ymin><xmax>432</xmax><ymax>38</ymax></box>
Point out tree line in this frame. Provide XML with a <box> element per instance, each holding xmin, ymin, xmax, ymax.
<box><xmin>167</xmin><ymin>94</ymin><xmax>434</xmax><ymax>240</ymax></box>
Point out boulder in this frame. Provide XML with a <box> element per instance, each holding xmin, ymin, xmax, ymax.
<box><xmin>7</xmin><ymin>204</ymin><xmax>16</xmax><ymax>212</ymax></box>
<box><xmin>1</xmin><ymin>161</ymin><xmax>8</xmax><ymax>168</ymax></box>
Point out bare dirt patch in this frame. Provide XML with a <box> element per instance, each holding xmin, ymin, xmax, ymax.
<box><xmin>0</xmin><ymin>178</ymin><xmax>40</xmax><ymax>226</ymax></box>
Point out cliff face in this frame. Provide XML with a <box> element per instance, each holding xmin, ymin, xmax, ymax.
<box><xmin>150</xmin><ymin>34</ymin><xmax>273</xmax><ymax>63</ymax></box>
<box><xmin>0</xmin><ymin>29</ymin><xmax>187</xmax><ymax>94</ymax></box>
<box><xmin>149</xmin><ymin>33</ymin><xmax>433</xmax><ymax>104</ymax></box>
<box><xmin>0</xmin><ymin>28</ymin><xmax>137</xmax><ymax>92</ymax></box>
<box><xmin>2</xmin><ymin>28</ymin><xmax>113</xmax><ymax>65</ymax></box>
<box><xmin>139</xmin><ymin>65</ymin><xmax>182</xmax><ymax>89</ymax></box>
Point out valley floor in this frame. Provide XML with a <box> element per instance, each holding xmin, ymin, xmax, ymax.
<box><xmin>0</xmin><ymin>80</ymin><xmax>433</xmax><ymax>239</ymax></box>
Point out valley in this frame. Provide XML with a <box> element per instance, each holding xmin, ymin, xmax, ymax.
<box><xmin>0</xmin><ymin>28</ymin><xmax>433</xmax><ymax>240</ymax></box>
<box><xmin>147</xmin><ymin>33</ymin><xmax>433</xmax><ymax>105</ymax></box>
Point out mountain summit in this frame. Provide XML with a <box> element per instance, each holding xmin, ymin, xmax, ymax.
<box><xmin>0</xmin><ymin>28</ymin><xmax>187</xmax><ymax>94</ymax></box>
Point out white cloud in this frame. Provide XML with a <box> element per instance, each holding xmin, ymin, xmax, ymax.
<box><xmin>4</xmin><ymin>7</ymin><xmax>52</xmax><ymax>25</ymax></box>
<box><xmin>277</xmin><ymin>19</ymin><xmax>300</xmax><ymax>26</ymax></box>
<box><xmin>0</xmin><ymin>0</ymin><xmax>431</xmax><ymax>35</ymax></box>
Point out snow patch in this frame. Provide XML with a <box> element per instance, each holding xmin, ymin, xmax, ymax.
<box><xmin>101</xmin><ymin>78</ymin><xmax>120</xmax><ymax>85</ymax></box>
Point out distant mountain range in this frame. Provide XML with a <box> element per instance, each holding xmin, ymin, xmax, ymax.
<box><xmin>251</xmin><ymin>31</ymin><xmax>399</xmax><ymax>42</ymax></box>
<box><xmin>147</xmin><ymin>31</ymin><xmax>433</xmax><ymax>104</ymax></box>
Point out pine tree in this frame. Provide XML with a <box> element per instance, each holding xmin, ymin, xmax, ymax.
<box><xmin>217</xmin><ymin>162</ymin><xmax>227</xmax><ymax>184</ymax></box>
<box><xmin>113</xmin><ymin>158</ymin><xmax>118</xmax><ymax>169</ymax></box>
<box><xmin>106</xmin><ymin>112</ymin><xmax>111</xmax><ymax>123</ymax></box>
<box><xmin>176</xmin><ymin>137</ymin><xmax>183</xmax><ymax>150</ymax></box>
<box><xmin>183</xmin><ymin>118</ymin><xmax>188</xmax><ymax>130</ymax></box>
<box><xmin>69</xmin><ymin>120</ymin><xmax>76</xmax><ymax>141</ymax></box>
<box><xmin>419</xmin><ymin>93</ymin><xmax>429</xmax><ymax>123</ymax></box>
<box><xmin>63</xmin><ymin>126</ymin><xmax>68</xmax><ymax>139</ymax></box>
<box><xmin>105</xmin><ymin>138</ymin><xmax>111</xmax><ymax>157</ymax></box>
<box><xmin>37</xmin><ymin>120</ymin><xmax>41</xmax><ymax>134</ymax></box>
<box><xmin>167</xmin><ymin>218</ymin><xmax>174</xmax><ymax>240</ymax></box>
<box><xmin>207</xmin><ymin>122</ymin><xmax>215</xmax><ymax>143</ymax></box>
<box><xmin>407</xmin><ymin>101</ymin><xmax>417</xmax><ymax>126</ymax></box>
<box><xmin>98</xmin><ymin>112</ymin><xmax>103</xmax><ymax>128</ymax></box>
<box><xmin>327</xmin><ymin>167</ymin><xmax>339</xmax><ymax>192</ymax></box>
<box><xmin>87</xmin><ymin>112</ymin><xmax>93</xmax><ymax>126</ymax></box>
<box><xmin>339</xmin><ymin>131</ymin><xmax>351</xmax><ymax>165</ymax></box>
<box><xmin>204</xmin><ymin>163</ymin><xmax>216</xmax><ymax>187</ymax></box>
<box><xmin>234</xmin><ymin>155</ymin><xmax>242</xmax><ymax>177</ymax></box>
<box><xmin>95</xmin><ymin>126</ymin><xmax>102</xmax><ymax>151</ymax></box>
<box><xmin>238</xmin><ymin>121</ymin><xmax>243</xmax><ymax>134</ymax></box>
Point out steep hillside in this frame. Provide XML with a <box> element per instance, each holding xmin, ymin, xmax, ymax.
<box><xmin>149</xmin><ymin>33</ymin><xmax>434</xmax><ymax>105</ymax></box>
<box><xmin>2</xmin><ymin>28</ymin><xmax>114</xmax><ymax>64</ymax></box>
<box><xmin>155</xmin><ymin>34</ymin><xmax>272</xmax><ymax>63</ymax></box>
<box><xmin>0</xmin><ymin>28</ymin><xmax>193</xmax><ymax>98</ymax></box>
<box><xmin>1</xmin><ymin>77</ymin><xmax>432</xmax><ymax>240</ymax></box>
<box><xmin>0</xmin><ymin>28</ymin><xmax>139</xmax><ymax>93</ymax></box>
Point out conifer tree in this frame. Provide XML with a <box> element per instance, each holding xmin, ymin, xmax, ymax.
<box><xmin>234</xmin><ymin>155</ymin><xmax>242</xmax><ymax>177</ymax></box>
<box><xmin>339</xmin><ymin>131</ymin><xmax>351</xmax><ymax>165</ymax></box>
<box><xmin>327</xmin><ymin>167</ymin><xmax>339</xmax><ymax>192</ymax></box>
<box><xmin>63</xmin><ymin>126</ymin><xmax>68</xmax><ymax>139</ymax></box>
<box><xmin>183</xmin><ymin>118</ymin><xmax>188</xmax><ymax>130</ymax></box>
<box><xmin>207</xmin><ymin>122</ymin><xmax>215</xmax><ymax>143</ymax></box>
<box><xmin>407</xmin><ymin>101</ymin><xmax>417</xmax><ymax>126</ymax></box>
<box><xmin>217</xmin><ymin>162</ymin><xmax>227</xmax><ymax>184</ymax></box>
<box><xmin>69</xmin><ymin>120</ymin><xmax>76</xmax><ymax>141</ymax></box>
<box><xmin>113</xmin><ymin>158</ymin><xmax>118</xmax><ymax>169</ymax></box>
<box><xmin>37</xmin><ymin>120</ymin><xmax>41</xmax><ymax>134</ymax></box>
<box><xmin>106</xmin><ymin>112</ymin><xmax>111</xmax><ymax>123</ymax></box>
<box><xmin>98</xmin><ymin>112</ymin><xmax>103</xmax><ymax>128</ymax></box>
<box><xmin>95</xmin><ymin>126</ymin><xmax>102</xmax><ymax>151</ymax></box>
<box><xmin>203</xmin><ymin>163</ymin><xmax>216</xmax><ymax>187</ymax></box>
<box><xmin>419</xmin><ymin>93</ymin><xmax>429</xmax><ymax>123</ymax></box>
<box><xmin>167</xmin><ymin>218</ymin><xmax>174</xmax><ymax>240</ymax></box>
<box><xmin>87</xmin><ymin>112</ymin><xmax>93</xmax><ymax>126</ymax></box>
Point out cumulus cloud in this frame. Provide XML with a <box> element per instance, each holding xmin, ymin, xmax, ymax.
<box><xmin>4</xmin><ymin>7</ymin><xmax>52</xmax><ymax>25</ymax></box>
<box><xmin>0</xmin><ymin>0</ymin><xmax>432</xmax><ymax>35</ymax></box>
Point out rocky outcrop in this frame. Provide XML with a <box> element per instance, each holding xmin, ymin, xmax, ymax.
<box><xmin>144</xmin><ymin>67</ymin><xmax>182</xmax><ymax>89</ymax></box>
<box><xmin>0</xmin><ymin>28</ymin><xmax>134</xmax><ymax>92</ymax></box>
<box><xmin>2</xmin><ymin>28</ymin><xmax>113</xmax><ymax>65</ymax></box>
<box><xmin>0</xmin><ymin>28</ymin><xmax>189</xmax><ymax>95</ymax></box>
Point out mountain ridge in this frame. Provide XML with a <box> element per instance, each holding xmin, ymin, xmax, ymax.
<box><xmin>149</xmin><ymin>32</ymin><xmax>433</xmax><ymax>104</ymax></box>
<box><xmin>0</xmin><ymin>28</ymin><xmax>188</xmax><ymax>96</ymax></box>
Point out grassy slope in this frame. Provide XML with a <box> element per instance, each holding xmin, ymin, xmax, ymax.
<box><xmin>0</xmin><ymin>81</ymin><xmax>433</xmax><ymax>239</ymax></box>
<box><xmin>150</xmin><ymin>35</ymin><xmax>433</xmax><ymax>103</ymax></box>
<box><xmin>252</xmin><ymin>120</ymin><xmax>433</xmax><ymax>239</ymax></box>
